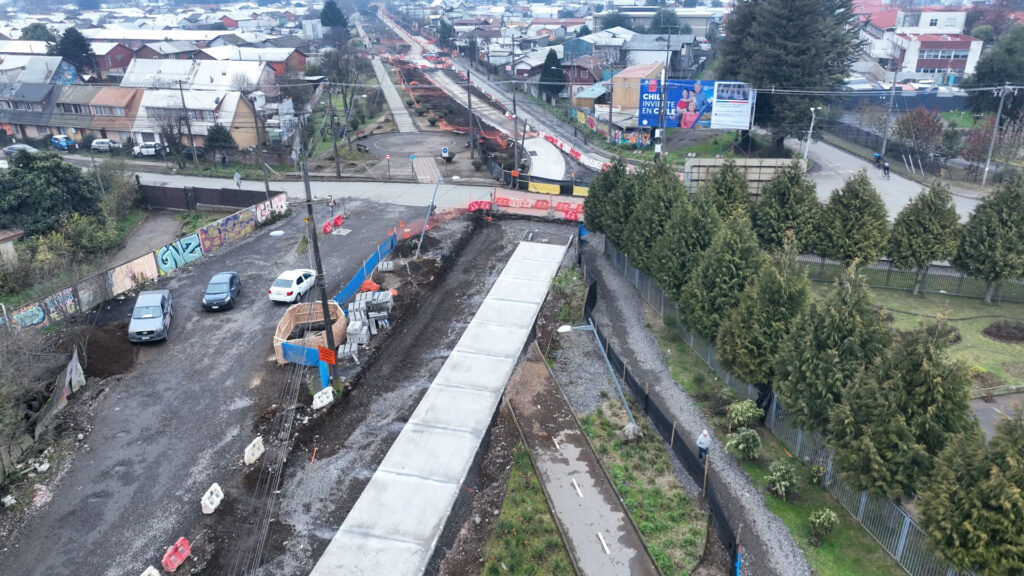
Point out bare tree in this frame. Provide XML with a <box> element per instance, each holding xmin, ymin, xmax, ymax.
<box><xmin>231</xmin><ymin>71</ymin><xmax>257</xmax><ymax>95</ymax></box>
<box><xmin>147</xmin><ymin>106</ymin><xmax>186</xmax><ymax>157</ymax></box>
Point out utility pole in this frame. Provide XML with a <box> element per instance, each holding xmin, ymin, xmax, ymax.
<box><xmin>880</xmin><ymin>50</ymin><xmax>898</xmax><ymax>157</ymax></box>
<box><xmin>982</xmin><ymin>83</ymin><xmax>1010</xmax><ymax>187</ymax></box>
<box><xmin>511</xmin><ymin>36</ymin><xmax>519</xmax><ymax>175</ymax></box>
<box><xmin>607</xmin><ymin>79</ymin><xmax>614</xmax><ymax>143</ymax></box>
<box><xmin>654</xmin><ymin>28</ymin><xmax>674</xmax><ymax>162</ymax></box>
<box><xmin>330</xmin><ymin>91</ymin><xmax>342</xmax><ymax>177</ymax></box>
<box><xmin>301</xmin><ymin>160</ymin><xmax>337</xmax><ymax>384</ymax></box>
<box><xmin>467</xmin><ymin>70</ymin><xmax>475</xmax><ymax>159</ymax></box>
<box><xmin>176</xmin><ymin>80</ymin><xmax>199</xmax><ymax>168</ymax></box>
<box><xmin>249</xmin><ymin>96</ymin><xmax>271</xmax><ymax>200</ymax></box>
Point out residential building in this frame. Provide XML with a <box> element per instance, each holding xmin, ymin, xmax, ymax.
<box><xmin>120</xmin><ymin>59</ymin><xmax>278</xmax><ymax>98</ymax></box>
<box><xmin>48</xmin><ymin>85</ymin><xmax>142</xmax><ymax>143</ymax></box>
<box><xmin>0</xmin><ymin>82</ymin><xmax>59</xmax><ymax>141</ymax></box>
<box><xmin>135</xmin><ymin>41</ymin><xmax>202</xmax><ymax>60</ymax></box>
<box><xmin>0</xmin><ymin>55</ymin><xmax>78</xmax><ymax>84</ymax></box>
<box><xmin>611</xmin><ymin>61</ymin><xmax>662</xmax><ymax>112</ymax></box>
<box><xmin>196</xmin><ymin>46</ymin><xmax>306</xmax><ymax>76</ymax></box>
<box><xmin>80</xmin><ymin>28</ymin><xmax>248</xmax><ymax>50</ymax></box>
<box><xmin>0</xmin><ymin>40</ymin><xmax>49</xmax><ymax>55</ymax></box>
<box><xmin>93</xmin><ymin>42</ymin><xmax>134</xmax><ymax>81</ymax></box>
<box><xmin>132</xmin><ymin>89</ymin><xmax>258</xmax><ymax>148</ymax></box>
<box><xmin>622</xmin><ymin>33</ymin><xmax>697</xmax><ymax>77</ymax></box>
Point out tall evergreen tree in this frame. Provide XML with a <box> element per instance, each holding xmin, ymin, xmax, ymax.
<box><xmin>750</xmin><ymin>161</ymin><xmax>820</xmax><ymax>251</ymax></box>
<box><xmin>539</xmin><ymin>49</ymin><xmax>566</xmax><ymax>97</ymax></box>
<box><xmin>320</xmin><ymin>0</ymin><xmax>348</xmax><ymax>28</ymax></box>
<box><xmin>20</xmin><ymin>23</ymin><xmax>55</xmax><ymax>42</ymax></box>
<box><xmin>819</xmin><ymin>171</ymin><xmax>890</xmax><ymax>266</ymax></box>
<box><xmin>717</xmin><ymin>236</ymin><xmax>809</xmax><ymax>389</ymax></box>
<box><xmin>889</xmin><ymin>182</ymin><xmax>961</xmax><ymax>296</ymax></box>
<box><xmin>652</xmin><ymin>192</ymin><xmax>720</xmax><ymax>301</ymax></box>
<box><xmin>775</xmin><ymin>269</ymin><xmax>890</xmax><ymax>432</ymax></box>
<box><xmin>700</xmin><ymin>159</ymin><xmax>749</xmax><ymax>217</ymax></box>
<box><xmin>829</xmin><ymin>322</ymin><xmax>972</xmax><ymax>498</ymax></box>
<box><xmin>965</xmin><ymin>26</ymin><xmax>1024</xmax><ymax>122</ymax></box>
<box><xmin>583</xmin><ymin>158</ymin><xmax>628</xmax><ymax>236</ymax></box>
<box><xmin>647</xmin><ymin>8</ymin><xmax>679</xmax><ymax>33</ymax></box>
<box><xmin>601</xmin><ymin>12</ymin><xmax>633</xmax><ymax>31</ymax></box>
<box><xmin>952</xmin><ymin>173</ymin><xmax>1024</xmax><ymax>304</ymax></box>
<box><xmin>623</xmin><ymin>162</ymin><xmax>685</xmax><ymax>273</ymax></box>
<box><xmin>921</xmin><ymin>416</ymin><xmax>1024</xmax><ymax>575</ymax></box>
<box><xmin>679</xmin><ymin>213</ymin><xmax>764</xmax><ymax>339</ymax></box>
<box><xmin>717</xmin><ymin>0</ymin><xmax>859</xmax><ymax>148</ymax></box>
<box><xmin>47</xmin><ymin>28</ymin><xmax>96</xmax><ymax>72</ymax></box>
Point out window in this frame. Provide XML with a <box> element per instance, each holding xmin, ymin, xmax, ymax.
<box><xmin>945</xmin><ymin>18</ymin><xmax>956</xmax><ymax>26</ymax></box>
<box><xmin>92</xmin><ymin>105</ymin><xmax>112</xmax><ymax>115</ymax></box>
<box><xmin>34</xmin><ymin>126</ymin><xmax>49</xmax><ymax>135</ymax></box>
<box><xmin>14</xmin><ymin>101</ymin><xmax>34</xmax><ymax>111</ymax></box>
<box><xmin>929</xmin><ymin>18</ymin><xmax>938</xmax><ymax>26</ymax></box>
<box><xmin>113</xmin><ymin>107</ymin><xmax>125</xmax><ymax>116</ymax></box>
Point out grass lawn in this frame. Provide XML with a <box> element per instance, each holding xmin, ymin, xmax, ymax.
<box><xmin>579</xmin><ymin>397</ymin><xmax>707</xmax><ymax>575</ymax></box>
<box><xmin>166</xmin><ymin>161</ymin><xmax>290</xmax><ymax>181</ymax></box>
<box><xmin>650</xmin><ymin>319</ymin><xmax>906</xmax><ymax>576</ymax></box>
<box><xmin>482</xmin><ymin>444</ymin><xmax>573</xmax><ymax>576</ymax></box>
<box><xmin>941</xmin><ymin>110</ymin><xmax>985</xmax><ymax>129</ymax></box>
<box><xmin>810</xmin><ymin>283</ymin><xmax>1024</xmax><ymax>393</ymax></box>
<box><xmin>177</xmin><ymin>211</ymin><xmax>230</xmax><ymax>235</ymax></box>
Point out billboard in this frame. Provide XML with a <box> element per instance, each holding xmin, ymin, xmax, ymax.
<box><xmin>637</xmin><ymin>79</ymin><xmax>756</xmax><ymax>130</ymax></box>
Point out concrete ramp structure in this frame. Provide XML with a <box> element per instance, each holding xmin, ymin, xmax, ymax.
<box><xmin>309</xmin><ymin>240</ymin><xmax>569</xmax><ymax>576</ymax></box>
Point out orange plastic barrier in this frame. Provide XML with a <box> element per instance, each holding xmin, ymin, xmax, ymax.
<box><xmin>161</xmin><ymin>537</ymin><xmax>191</xmax><ymax>573</ymax></box>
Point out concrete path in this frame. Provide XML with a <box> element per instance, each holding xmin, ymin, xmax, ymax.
<box><xmin>524</xmin><ymin>137</ymin><xmax>567</xmax><ymax>180</ymax></box>
<box><xmin>369</xmin><ymin>57</ymin><xmax>418</xmax><ymax>134</ymax></box>
<box><xmin>970</xmin><ymin>393</ymin><xmax>1024</xmax><ymax>440</ymax></box>
<box><xmin>103</xmin><ymin>209</ymin><xmax>182</xmax><ymax>269</ymax></box>
<box><xmin>413</xmin><ymin>156</ymin><xmax>441</xmax><ymax>183</ymax></box>
<box><xmin>507</xmin><ymin>343</ymin><xmax>659</xmax><ymax>576</ymax></box>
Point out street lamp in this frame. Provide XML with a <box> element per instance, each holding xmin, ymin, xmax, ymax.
<box><xmin>803</xmin><ymin>106</ymin><xmax>822</xmax><ymax>160</ymax></box>
<box><xmin>557</xmin><ymin>319</ymin><xmax>637</xmax><ymax>430</ymax></box>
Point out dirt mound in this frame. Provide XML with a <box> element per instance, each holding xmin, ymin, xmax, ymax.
<box><xmin>85</xmin><ymin>321</ymin><xmax>138</xmax><ymax>377</ymax></box>
<box><xmin>982</xmin><ymin>319</ymin><xmax>1024</xmax><ymax>343</ymax></box>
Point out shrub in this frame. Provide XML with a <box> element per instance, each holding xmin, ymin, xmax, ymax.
<box><xmin>471</xmin><ymin>158</ymin><xmax>484</xmax><ymax>171</ymax></box>
<box><xmin>810</xmin><ymin>464</ymin><xmax>827</xmax><ymax>486</ymax></box>
<box><xmin>724</xmin><ymin>428</ymin><xmax>761</xmax><ymax>460</ymax></box>
<box><xmin>405</xmin><ymin>98</ymin><xmax>414</xmax><ymax>107</ymax></box>
<box><xmin>414</xmin><ymin>106</ymin><xmax>426</xmax><ymax>116</ymax></box>
<box><xmin>766</xmin><ymin>459</ymin><xmax>799</xmax><ymax>500</ymax></box>
<box><xmin>350</xmin><ymin>117</ymin><xmax>360</xmax><ymax>131</ymax></box>
<box><xmin>715</xmin><ymin>386</ymin><xmax>738</xmax><ymax>415</ymax></box>
<box><xmin>809</xmin><ymin>508</ymin><xmax>839</xmax><ymax>546</ymax></box>
<box><xmin>428</xmin><ymin>116</ymin><xmax>438</xmax><ymax>126</ymax></box>
<box><xmin>728</xmin><ymin>399</ymin><xmax>765</xmax><ymax>430</ymax></box>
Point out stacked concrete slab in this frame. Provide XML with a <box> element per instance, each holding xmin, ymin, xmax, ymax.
<box><xmin>309</xmin><ymin>240</ymin><xmax>568</xmax><ymax>576</ymax></box>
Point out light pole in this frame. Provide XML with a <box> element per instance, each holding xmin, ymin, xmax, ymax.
<box><xmin>249</xmin><ymin>95</ymin><xmax>271</xmax><ymax>200</ymax></box>
<box><xmin>557</xmin><ymin>320</ymin><xmax>636</xmax><ymax>430</ymax></box>
<box><xmin>414</xmin><ymin>177</ymin><xmax>443</xmax><ymax>259</ymax></box>
<box><xmin>803</xmin><ymin>107</ymin><xmax>822</xmax><ymax>160</ymax></box>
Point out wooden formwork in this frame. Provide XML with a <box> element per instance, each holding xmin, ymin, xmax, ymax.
<box><xmin>273</xmin><ymin>301</ymin><xmax>348</xmax><ymax>365</ymax></box>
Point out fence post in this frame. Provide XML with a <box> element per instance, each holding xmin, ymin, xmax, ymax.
<box><xmin>795</xmin><ymin>428</ymin><xmax>804</xmax><ymax>455</ymax></box>
<box><xmin>857</xmin><ymin>491</ymin><xmax>868</xmax><ymax>521</ymax></box>
<box><xmin>659</xmin><ymin>287</ymin><xmax>665</xmax><ymax>317</ymax></box>
<box><xmin>884</xmin><ymin>261</ymin><xmax>893</xmax><ymax>287</ymax></box>
<box><xmin>894</xmin><ymin>514</ymin><xmax>912</xmax><ymax>561</ymax></box>
<box><xmin>670</xmin><ymin>420</ymin><xmax>676</xmax><ymax>447</ymax></box>
<box><xmin>768</xmin><ymin>396</ymin><xmax>777</xmax><ymax>430</ymax></box>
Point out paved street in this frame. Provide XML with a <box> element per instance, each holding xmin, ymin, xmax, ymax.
<box><xmin>354</xmin><ymin>15</ymin><xmax>417</xmax><ymax>134</ymax></box>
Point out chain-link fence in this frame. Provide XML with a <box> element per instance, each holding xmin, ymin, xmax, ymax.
<box><xmin>603</xmin><ymin>240</ymin><xmax>965</xmax><ymax>576</ymax></box>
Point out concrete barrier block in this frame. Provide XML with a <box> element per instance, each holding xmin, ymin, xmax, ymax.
<box><xmin>201</xmin><ymin>483</ymin><xmax>224</xmax><ymax>514</ymax></box>
<box><xmin>140</xmin><ymin>566</ymin><xmax>160</xmax><ymax>576</ymax></box>
<box><xmin>243</xmin><ymin>436</ymin><xmax>265</xmax><ymax>466</ymax></box>
<box><xmin>312</xmin><ymin>387</ymin><xmax>335</xmax><ymax>410</ymax></box>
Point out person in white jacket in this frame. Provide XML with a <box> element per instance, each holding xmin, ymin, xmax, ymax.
<box><xmin>697</xmin><ymin>429</ymin><xmax>711</xmax><ymax>463</ymax></box>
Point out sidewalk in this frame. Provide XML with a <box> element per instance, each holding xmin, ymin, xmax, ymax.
<box><xmin>369</xmin><ymin>56</ymin><xmax>418</xmax><ymax>134</ymax></box>
<box><xmin>507</xmin><ymin>342</ymin><xmax>659</xmax><ymax>576</ymax></box>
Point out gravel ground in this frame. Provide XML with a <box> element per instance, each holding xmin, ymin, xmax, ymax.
<box><xmin>582</xmin><ymin>233</ymin><xmax>812</xmax><ymax>576</ymax></box>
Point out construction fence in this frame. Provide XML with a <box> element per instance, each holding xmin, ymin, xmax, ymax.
<box><xmin>603</xmin><ymin>241</ymin><xmax>964</xmax><ymax>576</ymax></box>
<box><xmin>1</xmin><ymin>194</ymin><xmax>290</xmax><ymax>332</ymax></box>
<box><xmin>140</xmin><ymin>184</ymin><xmax>283</xmax><ymax>211</ymax></box>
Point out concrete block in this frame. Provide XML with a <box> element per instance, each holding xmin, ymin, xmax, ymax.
<box><xmin>35</xmin><ymin>461</ymin><xmax>50</xmax><ymax>473</ymax></box>
<box><xmin>201</xmin><ymin>483</ymin><xmax>224</xmax><ymax>514</ymax></box>
<box><xmin>312</xmin><ymin>386</ymin><xmax>335</xmax><ymax>410</ymax></box>
<box><xmin>243</xmin><ymin>436</ymin><xmax>265</xmax><ymax>466</ymax></box>
<box><xmin>369</xmin><ymin>320</ymin><xmax>378</xmax><ymax>337</ymax></box>
<box><xmin>378</xmin><ymin>260</ymin><xmax>394</xmax><ymax>272</ymax></box>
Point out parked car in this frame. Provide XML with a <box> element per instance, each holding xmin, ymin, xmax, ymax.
<box><xmin>182</xmin><ymin>145</ymin><xmax>206</xmax><ymax>159</ymax></box>
<box><xmin>133</xmin><ymin>142</ymin><xmax>166</xmax><ymax>157</ymax></box>
<box><xmin>268</xmin><ymin>269</ymin><xmax>317</xmax><ymax>304</ymax></box>
<box><xmin>50</xmin><ymin>134</ymin><xmax>78</xmax><ymax>151</ymax></box>
<box><xmin>203</xmin><ymin>271</ymin><xmax>241</xmax><ymax>311</ymax></box>
<box><xmin>91</xmin><ymin>138</ymin><xmax>123</xmax><ymax>152</ymax></box>
<box><xmin>128</xmin><ymin>290</ymin><xmax>173</xmax><ymax>342</ymax></box>
<box><xmin>2</xmin><ymin>143</ymin><xmax>39</xmax><ymax>157</ymax></box>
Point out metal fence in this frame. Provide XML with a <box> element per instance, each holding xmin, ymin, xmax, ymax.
<box><xmin>603</xmin><ymin>241</ymin><xmax>963</xmax><ymax>576</ymax></box>
<box><xmin>800</xmin><ymin>253</ymin><xmax>1024</xmax><ymax>305</ymax></box>
<box><xmin>140</xmin><ymin>184</ymin><xmax>279</xmax><ymax>211</ymax></box>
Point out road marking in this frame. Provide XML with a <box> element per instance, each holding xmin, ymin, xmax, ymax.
<box><xmin>331</xmin><ymin>228</ymin><xmax>352</xmax><ymax>235</ymax></box>
<box><xmin>571</xmin><ymin>478</ymin><xmax>583</xmax><ymax>498</ymax></box>
<box><xmin>597</xmin><ymin>532</ymin><xmax>610</xmax><ymax>555</ymax></box>
<box><xmin>553</xmin><ymin>437</ymin><xmax>560</xmax><ymax>451</ymax></box>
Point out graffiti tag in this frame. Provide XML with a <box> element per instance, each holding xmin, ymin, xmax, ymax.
<box><xmin>44</xmin><ymin>288</ymin><xmax>77</xmax><ymax>321</ymax></box>
<box><xmin>155</xmin><ymin>233</ymin><xmax>204</xmax><ymax>275</ymax></box>
<box><xmin>199</xmin><ymin>208</ymin><xmax>256</xmax><ymax>254</ymax></box>
<box><xmin>12</xmin><ymin>304</ymin><xmax>45</xmax><ymax>328</ymax></box>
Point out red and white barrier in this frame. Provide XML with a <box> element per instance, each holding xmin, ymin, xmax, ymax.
<box><xmin>161</xmin><ymin>538</ymin><xmax>191</xmax><ymax>573</ymax></box>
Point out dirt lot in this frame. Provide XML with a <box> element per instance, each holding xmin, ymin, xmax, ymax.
<box><xmin>0</xmin><ymin>201</ymin><xmax>422</xmax><ymax>575</ymax></box>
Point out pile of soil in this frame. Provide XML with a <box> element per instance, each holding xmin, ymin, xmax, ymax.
<box><xmin>84</xmin><ymin>321</ymin><xmax>138</xmax><ymax>378</ymax></box>
<box><xmin>982</xmin><ymin>319</ymin><xmax>1024</xmax><ymax>343</ymax></box>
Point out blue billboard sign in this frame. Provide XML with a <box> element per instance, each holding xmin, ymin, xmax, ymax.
<box><xmin>638</xmin><ymin>79</ymin><xmax>756</xmax><ymax>130</ymax></box>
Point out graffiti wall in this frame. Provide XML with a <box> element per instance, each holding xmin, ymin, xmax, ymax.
<box><xmin>75</xmin><ymin>274</ymin><xmax>110</xmax><ymax>310</ymax></box>
<box><xmin>199</xmin><ymin>208</ymin><xmax>257</xmax><ymax>254</ymax></box>
<box><xmin>155</xmin><ymin>233</ymin><xmax>204</xmax><ymax>275</ymax></box>
<box><xmin>256</xmin><ymin>193</ymin><xmax>289</xmax><ymax>224</ymax></box>
<box><xmin>11</xmin><ymin>303</ymin><xmax>45</xmax><ymax>328</ymax></box>
<box><xmin>107</xmin><ymin>253</ymin><xmax>159</xmax><ymax>297</ymax></box>
<box><xmin>43</xmin><ymin>288</ymin><xmax>77</xmax><ymax>321</ymax></box>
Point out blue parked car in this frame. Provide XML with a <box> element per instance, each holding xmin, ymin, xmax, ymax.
<box><xmin>50</xmin><ymin>134</ymin><xmax>78</xmax><ymax>151</ymax></box>
<box><xmin>202</xmin><ymin>271</ymin><xmax>241</xmax><ymax>311</ymax></box>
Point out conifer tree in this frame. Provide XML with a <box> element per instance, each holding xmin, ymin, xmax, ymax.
<box><xmin>829</xmin><ymin>322</ymin><xmax>971</xmax><ymax>498</ymax></box>
<box><xmin>889</xmin><ymin>182</ymin><xmax>961</xmax><ymax>296</ymax></box>
<box><xmin>700</xmin><ymin>159</ymin><xmax>749</xmax><ymax>217</ymax></box>
<box><xmin>774</xmin><ymin>269</ymin><xmax>890</xmax><ymax>432</ymax></box>
<box><xmin>679</xmin><ymin>213</ymin><xmax>764</xmax><ymax>339</ymax></box>
<box><xmin>920</xmin><ymin>416</ymin><xmax>1024</xmax><ymax>575</ymax></box>
<box><xmin>582</xmin><ymin>157</ymin><xmax>628</xmax><ymax>235</ymax></box>
<box><xmin>750</xmin><ymin>161</ymin><xmax>820</xmax><ymax>252</ymax></box>
<box><xmin>652</xmin><ymin>192</ymin><xmax>720</xmax><ymax>301</ymax></box>
<box><xmin>819</xmin><ymin>171</ymin><xmax>890</xmax><ymax>266</ymax></box>
<box><xmin>623</xmin><ymin>162</ymin><xmax>685</xmax><ymax>273</ymax></box>
<box><xmin>717</xmin><ymin>236</ymin><xmax>809</xmax><ymax>389</ymax></box>
<box><xmin>952</xmin><ymin>173</ymin><xmax>1024</xmax><ymax>304</ymax></box>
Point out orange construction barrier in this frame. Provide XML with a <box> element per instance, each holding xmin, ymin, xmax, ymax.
<box><xmin>360</xmin><ymin>279</ymin><xmax>381</xmax><ymax>292</ymax></box>
<box><xmin>161</xmin><ymin>537</ymin><xmax>191</xmax><ymax>573</ymax></box>
<box><xmin>333</xmin><ymin>215</ymin><xmax>345</xmax><ymax>227</ymax></box>
<box><xmin>322</xmin><ymin>221</ymin><xmax>334</xmax><ymax>235</ymax></box>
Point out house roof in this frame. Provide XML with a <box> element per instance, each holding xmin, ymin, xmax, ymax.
<box><xmin>91</xmin><ymin>86</ymin><xmax>138</xmax><ymax>107</ymax></box>
<box><xmin>81</xmin><ymin>28</ymin><xmax>244</xmax><ymax>43</ymax></box>
<box><xmin>0</xmin><ymin>55</ymin><xmax>69</xmax><ymax>83</ymax></box>
<box><xmin>120</xmin><ymin>59</ymin><xmax>270</xmax><ymax>91</ymax></box>
<box><xmin>56</xmin><ymin>85</ymin><xmax>101</xmax><ymax>104</ymax></box>
<box><xmin>857</xmin><ymin>7</ymin><xmax>899</xmax><ymax>29</ymax></box>
<box><xmin>133</xmin><ymin>89</ymin><xmax>243</xmax><ymax>136</ymax></box>
<box><xmin>0</xmin><ymin>82</ymin><xmax>57</xmax><ymax>125</ymax></box>
<box><xmin>530</xmin><ymin>18</ymin><xmax>586</xmax><ymax>26</ymax></box>
<box><xmin>896</xmin><ymin>33</ymin><xmax>978</xmax><ymax>43</ymax></box>
<box><xmin>199</xmin><ymin>46</ymin><xmax>298</xmax><ymax>62</ymax></box>
<box><xmin>624</xmin><ymin>34</ymin><xmax>693</xmax><ymax>51</ymax></box>
<box><xmin>92</xmin><ymin>42</ymin><xmax>127</xmax><ymax>56</ymax></box>
<box><xmin>140</xmin><ymin>41</ymin><xmax>200</xmax><ymax>55</ymax></box>
<box><xmin>614</xmin><ymin>61</ymin><xmax>663</xmax><ymax>79</ymax></box>
<box><xmin>0</xmin><ymin>40</ymin><xmax>49</xmax><ymax>55</ymax></box>
<box><xmin>575</xmin><ymin>82</ymin><xmax>607</xmax><ymax>99</ymax></box>
<box><xmin>0</xmin><ymin>81</ymin><xmax>52</xmax><ymax>102</ymax></box>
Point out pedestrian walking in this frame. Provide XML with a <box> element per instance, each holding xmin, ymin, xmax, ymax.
<box><xmin>697</xmin><ymin>429</ymin><xmax>711</xmax><ymax>463</ymax></box>
<box><xmin>882</xmin><ymin>161</ymin><xmax>890</xmax><ymax>179</ymax></box>
<box><xmin>234</xmin><ymin>170</ymin><xmax>242</xmax><ymax>188</ymax></box>
<box><xmin>328</xmin><ymin>195</ymin><xmax>336</xmax><ymax>217</ymax></box>
<box><xmin>873</xmin><ymin>152</ymin><xmax>882</xmax><ymax>168</ymax></box>
<box><xmin>221</xmin><ymin>154</ymin><xmax>227</xmax><ymax>168</ymax></box>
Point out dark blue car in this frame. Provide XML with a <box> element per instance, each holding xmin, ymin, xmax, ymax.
<box><xmin>202</xmin><ymin>271</ymin><xmax>241</xmax><ymax>311</ymax></box>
